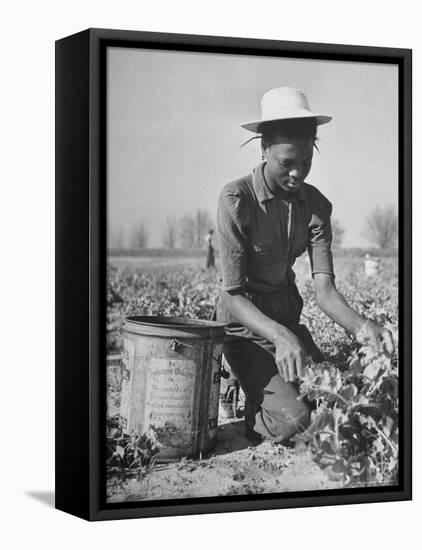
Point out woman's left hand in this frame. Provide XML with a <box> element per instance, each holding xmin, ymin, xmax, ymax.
<box><xmin>355</xmin><ymin>319</ymin><xmax>395</xmax><ymax>356</ymax></box>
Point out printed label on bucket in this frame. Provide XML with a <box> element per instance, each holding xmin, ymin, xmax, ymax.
<box><xmin>144</xmin><ymin>358</ymin><xmax>196</xmax><ymax>448</ymax></box>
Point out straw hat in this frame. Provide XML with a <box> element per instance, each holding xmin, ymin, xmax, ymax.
<box><xmin>241</xmin><ymin>87</ymin><xmax>332</xmax><ymax>133</ymax></box>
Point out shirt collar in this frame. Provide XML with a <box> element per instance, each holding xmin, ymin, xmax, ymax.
<box><xmin>252</xmin><ymin>162</ymin><xmax>306</xmax><ymax>203</ymax></box>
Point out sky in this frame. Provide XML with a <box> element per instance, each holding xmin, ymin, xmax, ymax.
<box><xmin>107</xmin><ymin>47</ymin><xmax>398</xmax><ymax>248</ymax></box>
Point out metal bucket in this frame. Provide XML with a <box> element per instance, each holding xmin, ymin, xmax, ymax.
<box><xmin>120</xmin><ymin>316</ymin><xmax>226</xmax><ymax>459</ymax></box>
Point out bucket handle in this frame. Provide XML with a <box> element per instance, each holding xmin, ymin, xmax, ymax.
<box><xmin>167</xmin><ymin>339</ymin><xmax>230</xmax><ymax>380</ymax></box>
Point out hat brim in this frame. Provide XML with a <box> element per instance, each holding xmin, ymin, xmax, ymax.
<box><xmin>240</xmin><ymin>113</ymin><xmax>332</xmax><ymax>133</ymax></box>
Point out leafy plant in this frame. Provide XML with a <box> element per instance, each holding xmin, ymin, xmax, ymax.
<box><xmin>106</xmin><ymin>415</ymin><xmax>160</xmax><ymax>480</ymax></box>
<box><xmin>295</xmin><ymin>332</ymin><xmax>398</xmax><ymax>486</ymax></box>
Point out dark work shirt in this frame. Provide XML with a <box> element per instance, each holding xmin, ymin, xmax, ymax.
<box><xmin>217</xmin><ymin>162</ymin><xmax>334</xmax><ymax>293</ymax></box>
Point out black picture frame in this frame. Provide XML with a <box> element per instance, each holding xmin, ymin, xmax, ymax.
<box><xmin>55</xmin><ymin>27</ymin><xmax>412</xmax><ymax>521</ymax></box>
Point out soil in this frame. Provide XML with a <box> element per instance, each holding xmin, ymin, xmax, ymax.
<box><xmin>106</xmin><ymin>415</ymin><xmax>342</xmax><ymax>503</ymax></box>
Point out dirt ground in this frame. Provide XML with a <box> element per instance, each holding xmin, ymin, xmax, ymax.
<box><xmin>107</xmin><ymin>415</ymin><xmax>341</xmax><ymax>503</ymax></box>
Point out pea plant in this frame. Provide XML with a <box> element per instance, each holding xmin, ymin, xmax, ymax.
<box><xmin>106</xmin><ymin>415</ymin><xmax>160</xmax><ymax>480</ymax></box>
<box><xmin>295</xmin><ymin>325</ymin><xmax>398</xmax><ymax>486</ymax></box>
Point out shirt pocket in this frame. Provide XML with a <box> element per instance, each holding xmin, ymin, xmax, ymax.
<box><xmin>290</xmin><ymin>217</ymin><xmax>309</xmax><ymax>259</ymax></box>
<box><xmin>251</xmin><ymin>241</ymin><xmax>278</xmax><ymax>263</ymax></box>
<box><xmin>291</xmin><ymin>232</ymin><xmax>308</xmax><ymax>258</ymax></box>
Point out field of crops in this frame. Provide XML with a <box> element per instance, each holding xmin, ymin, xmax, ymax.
<box><xmin>106</xmin><ymin>254</ymin><xmax>399</xmax><ymax>500</ymax></box>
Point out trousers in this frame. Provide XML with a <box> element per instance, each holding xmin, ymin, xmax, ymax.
<box><xmin>206</xmin><ymin>246</ymin><xmax>215</xmax><ymax>268</ymax></box>
<box><xmin>216</xmin><ymin>283</ymin><xmax>322</xmax><ymax>441</ymax></box>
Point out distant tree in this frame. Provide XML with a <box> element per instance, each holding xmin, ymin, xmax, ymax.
<box><xmin>162</xmin><ymin>215</ymin><xmax>178</xmax><ymax>249</ymax></box>
<box><xmin>331</xmin><ymin>219</ymin><xmax>345</xmax><ymax>248</ymax></box>
<box><xmin>179</xmin><ymin>209</ymin><xmax>214</xmax><ymax>248</ymax></box>
<box><xmin>108</xmin><ymin>227</ymin><xmax>126</xmax><ymax>249</ymax></box>
<box><xmin>364</xmin><ymin>205</ymin><xmax>398</xmax><ymax>249</ymax></box>
<box><xmin>130</xmin><ymin>221</ymin><xmax>149</xmax><ymax>249</ymax></box>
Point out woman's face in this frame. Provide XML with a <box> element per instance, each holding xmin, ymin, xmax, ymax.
<box><xmin>263</xmin><ymin>136</ymin><xmax>314</xmax><ymax>194</ymax></box>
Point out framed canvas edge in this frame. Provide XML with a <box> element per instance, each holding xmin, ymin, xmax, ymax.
<box><xmin>56</xmin><ymin>27</ymin><xmax>412</xmax><ymax>522</ymax></box>
<box><xmin>55</xmin><ymin>29</ymin><xmax>92</xmax><ymax>521</ymax></box>
<box><xmin>89</xmin><ymin>27</ymin><xmax>412</xmax><ymax>60</ymax></box>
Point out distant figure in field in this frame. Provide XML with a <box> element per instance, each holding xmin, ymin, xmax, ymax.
<box><xmin>205</xmin><ymin>229</ymin><xmax>215</xmax><ymax>269</ymax></box>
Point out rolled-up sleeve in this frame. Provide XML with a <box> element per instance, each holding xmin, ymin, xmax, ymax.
<box><xmin>306</xmin><ymin>187</ymin><xmax>335</xmax><ymax>277</ymax></box>
<box><xmin>217</xmin><ymin>187</ymin><xmax>248</xmax><ymax>292</ymax></box>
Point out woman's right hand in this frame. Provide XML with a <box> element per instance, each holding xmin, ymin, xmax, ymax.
<box><xmin>273</xmin><ymin>330</ymin><xmax>307</xmax><ymax>382</ymax></box>
<box><xmin>221</xmin><ymin>291</ymin><xmax>308</xmax><ymax>382</ymax></box>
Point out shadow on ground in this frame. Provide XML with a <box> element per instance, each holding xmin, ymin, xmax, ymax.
<box><xmin>26</xmin><ymin>491</ymin><xmax>55</xmax><ymax>508</ymax></box>
<box><xmin>213</xmin><ymin>419</ymin><xmax>259</xmax><ymax>455</ymax></box>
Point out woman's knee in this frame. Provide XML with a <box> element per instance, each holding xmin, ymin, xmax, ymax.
<box><xmin>258</xmin><ymin>400</ymin><xmax>311</xmax><ymax>441</ymax></box>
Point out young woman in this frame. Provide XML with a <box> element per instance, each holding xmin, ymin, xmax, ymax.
<box><xmin>216</xmin><ymin>87</ymin><xmax>394</xmax><ymax>442</ymax></box>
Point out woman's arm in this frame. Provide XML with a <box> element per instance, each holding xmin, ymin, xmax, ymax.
<box><xmin>222</xmin><ymin>290</ymin><xmax>306</xmax><ymax>381</ymax></box>
<box><xmin>314</xmin><ymin>273</ymin><xmax>394</xmax><ymax>354</ymax></box>
<box><xmin>313</xmin><ymin>273</ymin><xmax>364</xmax><ymax>334</ymax></box>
